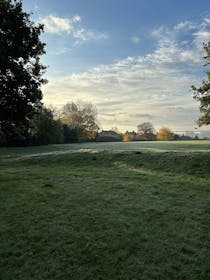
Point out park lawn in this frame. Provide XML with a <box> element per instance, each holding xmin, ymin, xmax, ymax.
<box><xmin>0</xmin><ymin>146</ymin><xmax>210</xmax><ymax>279</ymax></box>
<box><xmin>0</xmin><ymin>140</ymin><xmax>210</xmax><ymax>159</ymax></box>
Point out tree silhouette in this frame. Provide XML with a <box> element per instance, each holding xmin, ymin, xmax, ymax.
<box><xmin>0</xmin><ymin>0</ymin><xmax>47</xmax><ymax>145</ymax></box>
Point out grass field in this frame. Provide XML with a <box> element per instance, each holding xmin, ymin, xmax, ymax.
<box><xmin>0</xmin><ymin>141</ymin><xmax>210</xmax><ymax>279</ymax></box>
<box><xmin>1</xmin><ymin>140</ymin><xmax>210</xmax><ymax>159</ymax></box>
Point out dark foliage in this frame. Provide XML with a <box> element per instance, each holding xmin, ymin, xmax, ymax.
<box><xmin>0</xmin><ymin>0</ymin><xmax>47</xmax><ymax>145</ymax></box>
<box><xmin>30</xmin><ymin>107</ymin><xmax>64</xmax><ymax>145</ymax></box>
<box><xmin>63</xmin><ymin>124</ymin><xmax>78</xmax><ymax>143</ymax></box>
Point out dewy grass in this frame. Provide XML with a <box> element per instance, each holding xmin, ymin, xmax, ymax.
<box><xmin>0</xmin><ymin>144</ymin><xmax>210</xmax><ymax>279</ymax></box>
<box><xmin>0</xmin><ymin>140</ymin><xmax>210</xmax><ymax>159</ymax></box>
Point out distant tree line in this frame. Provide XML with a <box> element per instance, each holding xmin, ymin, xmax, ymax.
<box><xmin>96</xmin><ymin>122</ymin><xmax>201</xmax><ymax>143</ymax></box>
<box><xmin>2</xmin><ymin>102</ymin><xmax>202</xmax><ymax>146</ymax></box>
<box><xmin>121</xmin><ymin>123</ymin><xmax>199</xmax><ymax>142</ymax></box>
<box><xmin>0</xmin><ymin>101</ymin><xmax>99</xmax><ymax>146</ymax></box>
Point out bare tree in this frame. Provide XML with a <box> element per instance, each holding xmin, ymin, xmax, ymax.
<box><xmin>137</xmin><ymin>122</ymin><xmax>156</xmax><ymax>140</ymax></box>
<box><xmin>60</xmin><ymin>100</ymin><xmax>99</xmax><ymax>142</ymax></box>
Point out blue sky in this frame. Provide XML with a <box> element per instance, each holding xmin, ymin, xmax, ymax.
<box><xmin>23</xmin><ymin>0</ymin><xmax>210</xmax><ymax>132</ymax></box>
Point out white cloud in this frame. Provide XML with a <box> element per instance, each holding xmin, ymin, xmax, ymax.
<box><xmin>73</xmin><ymin>28</ymin><xmax>108</xmax><ymax>44</ymax></box>
<box><xmin>180</xmin><ymin>50</ymin><xmax>197</xmax><ymax>62</ymax></box>
<box><xmin>41</xmin><ymin>14</ymin><xmax>108</xmax><ymax>44</ymax></box>
<box><xmin>192</xmin><ymin>30</ymin><xmax>210</xmax><ymax>58</ymax></box>
<box><xmin>131</xmin><ymin>36</ymin><xmax>140</xmax><ymax>44</ymax></box>
<box><xmin>72</xmin><ymin>15</ymin><xmax>81</xmax><ymax>23</ymax></box>
<box><xmin>151</xmin><ymin>19</ymin><xmax>210</xmax><ymax>46</ymax></box>
<box><xmin>150</xmin><ymin>17</ymin><xmax>210</xmax><ymax>63</ymax></box>
<box><xmin>42</xmin><ymin>17</ymin><xmax>210</xmax><ymax>131</ymax></box>
<box><xmin>53</xmin><ymin>47</ymin><xmax>72</xmax><ymax>55</ymax></box>
<box><xmin>193</xmin><ymin>30</ymin><xmax>210</xmax><ymax>43</ymax></box>
<box><xmin>41</xmin><ymin>15</ymin><xmax>72</xmax><ymax>34</ymax></box>
<box><xmin>174</xmin><ymin>21</ymin><xmax>195</xmax><ymax>31</ymax></box>
<box><xmin>204</xmin><ymin>17</ymin><xmax>210</xmax><ymax>25</ymax></box>
<box><xmin>151</xmin><ymin>25</ymin><xmax>170</xmax><ymax>40</ymax></box>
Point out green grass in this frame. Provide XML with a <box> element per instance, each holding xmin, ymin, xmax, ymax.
<box><xmin>0</xmin><ymin>142</ymin><xmax>210</xmax><ymax>279</ymax></box>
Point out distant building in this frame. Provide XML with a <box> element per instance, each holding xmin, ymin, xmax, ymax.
<box><xmin>96</xmin><ymin>130</ymin><xmax>122</xmax><ymax>142</ymax></box>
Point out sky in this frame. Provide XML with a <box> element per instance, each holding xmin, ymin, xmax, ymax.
<box><xmin>22</xmin><ymin>0</ymin><xmax>210</xmax><ymax>132</ymax></box>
